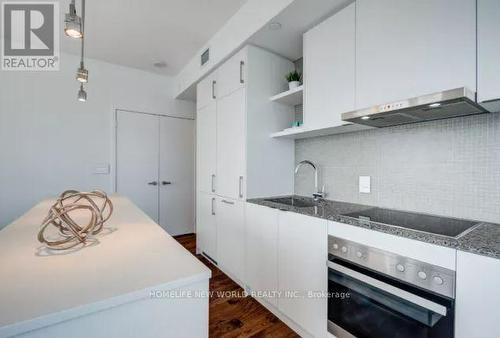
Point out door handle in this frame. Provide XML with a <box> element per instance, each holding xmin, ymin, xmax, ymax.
<box><xmin>212</xmin><ymin>80</ymin><xmax>216</xmax><ymax>99</ymax></box>
<box><xmin>221</xmin><ymin>199</ymin><xmax>235</xmax><ymax>205</ymax></box>
<box><xmin>238</xmin><ymin>176</ymin><xmax>243</xmax><ymax>198</ymax></box>
<box><xmin>211</xmin><ymin>174</ymin><xmax>216</xmax><ymax>193</ymax></box>
<box><xmin>162</xmin><ymin>181</ymin><xmax>172</xmax><ymax>185</ymax></box>
<box><xmin>148</xmin><ymin>181</ymin><xmax>158</xmax><ymax>186</ymax></box>
<box><xmin>239</xmin><ymin>61</ymin><xmax>245</xmax><ymax>84</ymax></box>
<box><xmin>211</xmin><ymin>197</ymin><xmax>216</xmax><ymax>215</ymax></box>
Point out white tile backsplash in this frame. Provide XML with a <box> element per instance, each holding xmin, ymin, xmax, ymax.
<box><xmin>295</xmin><ymin>113</ymin><xmax>500</xmax><ymax>223</ymax></box>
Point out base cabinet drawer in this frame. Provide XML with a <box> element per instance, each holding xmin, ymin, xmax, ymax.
<box><xmin>217</xmin><ymin>198</ymin><xmax>245</xmax><ymax>283</ymax></box>
<box><xmin>455</xmin><ymin>251</ymin><xmax>500</xmax><ymax>338</ymax></box>
<box><xmin>278</xmin><ymin>211</ymin><xmax>328</xmax><ymax>337</ymax></box>
<box><xmin>245</xmin><ymin>203</ymin><xmax>279</xmax><ymax>307</ymax></box>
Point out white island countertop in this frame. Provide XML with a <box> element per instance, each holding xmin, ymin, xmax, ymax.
<box><xmin>0</xmin><ymin>196</ymin><xmax>211</xmax><ymax>337</ymax></box>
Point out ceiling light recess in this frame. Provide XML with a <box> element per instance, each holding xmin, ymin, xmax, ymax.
<box><xmin>268</xmin><ymin>22</ymin><xmax>282</xmax><ymax>30</ymax></box>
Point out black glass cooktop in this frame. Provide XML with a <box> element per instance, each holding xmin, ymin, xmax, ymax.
<box><xmin>341</xmin><ymin>208</ymin><xmax>479</xmax><ymax>238</ymax></box>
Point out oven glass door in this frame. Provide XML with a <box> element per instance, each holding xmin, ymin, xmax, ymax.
<box><xmin>328</xmin><ymin>261</ymin><xmax>454</xmax><ymax>338</ymax></box>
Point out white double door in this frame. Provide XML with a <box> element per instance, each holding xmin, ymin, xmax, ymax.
<box><xmin>116</xmin><ymin>110</ymin><xmax>195</xmax><ymax>236</ymax></box>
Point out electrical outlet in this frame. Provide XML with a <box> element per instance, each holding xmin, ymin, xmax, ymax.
<box><xmin>359</xmin><ymin>176</ymin><xmax>371</xmax><ymax>193</ymax></box>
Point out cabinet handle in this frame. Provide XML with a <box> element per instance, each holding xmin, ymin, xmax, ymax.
<box><xmin>148</xmin><ymin>181</ymin><xmax>158</xmax><ymax>186</ymax></box>
<box><xmin>211</xmin><ymin>197</ymin><xmax>216</xmax><ymax>215</ymax></box>
<box><xmin>162</xmin><ymin>181</ymin><xmax>172</xmax><ymax>185</ymax></box>
<box><xmin>239</xmin><ymin>61</ymin><xmax>245</xmax><ymax>84</ymax></box>
<box><xmin>212</xmin><ymin>80</ymin><xmax>216</xmax><ymax>99</ymax></box>
<box><xmin>221</xmin><ymin>199</ymin><xmax>234</xmax><ymax>205</ymax></box>
<box><xmin>238</xmin><ymin>176</ymin><xmax>243</xmax><ymax>198</ymax></box>
<box><xmin>211</xmin><ymin>174</ymin><xmax>216</xmax><ymax>193</ymax></box>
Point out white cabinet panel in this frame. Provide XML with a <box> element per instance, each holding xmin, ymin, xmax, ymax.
<box><xmin>217</xmin><ymin>49</ymin><xmax>247</xmax><ymax>99</ymax></box>
<box><xmin>196</xmin><ymin>103</ymin><xmax>217</xmax><ymax>194</ymax></box>
<box><xmin>456</xmin><ymin>251</ymin><xmax>500</xmax><ymax>338</ymax></box>
<box><xmin>245</xmin><ymin>203</ymin><xmax>279</xmax><ymax>307</ymax></box>
<box><xmin>303</xmin><ymin>3</ymin><xmax>355</xmax><ymax>129</ymax></box>
<box><xmin>196</xmin><ymin>192</ymin><xmax>217</xmax><ymax>262</ymax></box>
<box><xmin>356</xmin><ymin>0</ymin><xmax>476</xmax><ymax>109</ymax></box>
<box><xmin>217</xmin><ymin>198</ymin><xmax>245</xmax><ymax>283</ymax></box>
<box><xmin>278</xmin><ymin>211</ymin><xmax>327</xmax><ymax>337</ymax></box>
<box><xmin>216</xmin><ymin>88</ymin><xmax>246</xmax><ymax>200</ymax></box>
<box><xmin>196</xmin><ymin>72</ymin><xmax>217</xmax><ymax>110</ymax></box>
<box><xmin>478</xmin><ymin>0</ymin><xmax>500</xmax><ymax>105</ymax></box>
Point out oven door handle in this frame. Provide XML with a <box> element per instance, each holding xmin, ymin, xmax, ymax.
<box><xmin>328</xmin><ymin>261</ymin><xmax>447</xmax><ymax>316</ymax></box>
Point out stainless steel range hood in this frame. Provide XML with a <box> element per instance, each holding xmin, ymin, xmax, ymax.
<box><xmin>342</xmin><ymin>88</ymin><xmax>489</xmax><ymax>128</ymax></box>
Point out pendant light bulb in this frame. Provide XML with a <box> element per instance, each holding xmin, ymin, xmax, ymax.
<box><xmin>64</xmin><ymin>1</ymin><xmax>82</xmax><ymax>38</ymax></box>
<box><xmin>77</xmin><ymin>84</ymin><xmax>87</xmax><ymax>102</ymax></box>
<box><xmin>76</xmin><ymin>63</ymin><xmax>88</xmax><ymax>83</ymax></box>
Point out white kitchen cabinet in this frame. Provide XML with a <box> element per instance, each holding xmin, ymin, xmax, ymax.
<box><xmin>455</xmin><ymin>251</ymin><xmax>500</xmax><ymax>338</ymax></box>
<box><xmin>216</xmin><ymin>87</ymin><xmax>246</xmax><ymax>200</ymax></box>
<box><xmin>278</xmin><ymin>211</ymin><xmax>328</xmax><ymax>337</ymax></box>
<box><xmin>303</xmin><ymin>2</ymin><xmax>355</xmax><ymax>130</ymax></box>
<box><xmin>196</xmin><ymin>45</ymin><xmax>295</xmax><ymax>285</ymax></box>
<box><xmin>217</xmin><ymin>198</ymin><xmax>246</xmax><ymax>284</ymax></box>
<box><xmin>478</xmin><ymin>0</ymin><xmax>500</xmax><ymax>109</ymax></box>
<box><xmin>196</xmin><ymin>71</ymin><xmax>217</xmax><ymax>111</ymax></box>
<box><xmin>355</xmin><ymin>0</ymin><xmax>476</xmax><ymax>109</ymax></box>
<box><xmin>196</xmin><ymin>102</ymin><xmax>217</xmax><ymax>194</ymax></box>
<box><xmin>245</xmin><ymin>203</ymin><xmax>279</xmax><ymax>307</ymax></box>
<box><xmin>217</xmin><ymin>48</ymin><xmax>247</xmax><ymax>99</ymax></box>
<box><xmin>196</xmin><ymin>192</ymin><xmax>217</xmax><ymax>262</ymax></box>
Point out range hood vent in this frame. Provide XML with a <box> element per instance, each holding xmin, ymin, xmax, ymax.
<box><xmin>342</xmin><ymin>88</ymin><xmax>489</xmax><ymax>128</ymax></box>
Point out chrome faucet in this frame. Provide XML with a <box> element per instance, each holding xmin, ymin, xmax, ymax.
<box><xmin>294</xmin><ymin>160</ymin><xmax>326</xmax><ymax>200</ymax></box>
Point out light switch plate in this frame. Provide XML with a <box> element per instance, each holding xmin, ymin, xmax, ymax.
<box><xmin>92</xmin><ymin>163</ymin><xmax>110</xmax><ymax>175</ymax></box>
<box><xmin>359</xmin><ymin>176</ymin><xmax>371</xmax><ymax>193</ymax></box>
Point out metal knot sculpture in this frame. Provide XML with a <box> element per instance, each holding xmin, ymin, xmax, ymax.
<box><xmin>38</xmin><ymin>190</ymin><xmax>113</xmax><ymax>250</ymax></box>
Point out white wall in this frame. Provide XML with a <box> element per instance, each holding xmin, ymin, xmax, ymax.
<box><xmin>0</xmin><ymin>52</ymin><xmax>195</xmax><ymax>228</ymax></box>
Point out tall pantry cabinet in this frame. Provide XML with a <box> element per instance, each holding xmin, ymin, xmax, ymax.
<box><xmin>196</xmin><ymin>45</ymin><xmax>295</xmax><ymax>285</ymax></box>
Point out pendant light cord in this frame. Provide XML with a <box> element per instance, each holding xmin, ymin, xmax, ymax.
<box><xmin>80</xmin><ymin>0</ymin><xmax>85</xmax><ymax>67</ymax></box>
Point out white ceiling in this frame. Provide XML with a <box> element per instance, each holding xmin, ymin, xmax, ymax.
<box><xmin>60</xmin><ymin>0</ymin><xmax>248</xmax><ymax>76</ymax></box>
<box><xmin>249</xmin><ymin>0</ymin><xmax>353</xmax><ymax>61</ymax></box>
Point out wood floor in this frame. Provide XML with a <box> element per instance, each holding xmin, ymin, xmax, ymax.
<box><xmin>174</xmin><ymin>234</ymin><xmax>300</xmax><ymax>338</ymax></box>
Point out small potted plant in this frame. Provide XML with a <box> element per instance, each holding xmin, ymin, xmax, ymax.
<box><xmin>286</xmin><ymin>70</ymin><xmax>302</xmax><ymax>90</ymax></box>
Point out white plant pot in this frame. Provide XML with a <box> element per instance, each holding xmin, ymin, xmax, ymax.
<box><xmin>288</xmin><ymin>81</ymin><xmax>300</xmax><ymax>90</ymax></box>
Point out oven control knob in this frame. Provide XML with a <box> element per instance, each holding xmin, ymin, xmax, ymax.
<box><xmin>433</xmin><ymin>276</ymin><xmax>444</xmax><ymax>285</ymax></box>
<box><xmin>396</xmin><ymin>264</ymin><xmax>405</xmax><ymax>272</ymax></box>
<box><xmin>333</xmin><ymin>243</ymin><xmax>339</xmax><ymax>250</ymax></box>
<box><xmin>356</xmin><ymin>251</ymin><xmax>363</xmax><ymax>258</ymax></box>
<box><xmin>341</xmin><ymin>246</ymin><xmax>348</xmax><ymax>253</ymax></box>
<box><xmin>418</xmin><ymin>271</ymin><xmax>427</xmax><ymax>280</ymax></box>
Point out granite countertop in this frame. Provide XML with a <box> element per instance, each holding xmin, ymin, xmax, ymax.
<box><xmin>247</xmin><ymin>195</ymin><xmax>500</xmax><ymax>260</ymax></box>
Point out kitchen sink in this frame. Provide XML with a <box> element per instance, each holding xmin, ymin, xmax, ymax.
<box><xmin>263</xmin><ymin>197</ymin><xmax>317</xmax><ymax>208</ymax></box>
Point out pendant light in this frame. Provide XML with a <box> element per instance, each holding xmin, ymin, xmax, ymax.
<box><xmin>77</xmin><ymin>84</ymin><xmax>87</xmax><ymax>102</ymax></box>
<box><xmin>76</xmin><ymin>0</ymin><xmax>88</xmax><ymax>85</ymax></box>
<box><xmin>65</xmin><ymin>0</ymin><xmax>88</xmax><ymax>101</ymax></box>
<box><xmin>64</xmin><ymin>0</ymin><xmax>82</xmax><ymax>38</ymax></box>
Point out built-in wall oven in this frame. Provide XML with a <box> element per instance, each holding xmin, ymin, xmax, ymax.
<box><xmin>327</xmin><ymin>236</ymin><xmax>455</xmax><ymax>338</ymax></box>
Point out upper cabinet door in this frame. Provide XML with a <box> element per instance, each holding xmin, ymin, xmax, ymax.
<box><xmin>216</xmin><ymin>88</ymin><xmax>246</xmax><ymax>200</ymax></box>
<box><xmin>217</xmin><ymin>48</ymin><xmax>247</xmax><ymax>99</ymax></box>
<box><xmin>478</xmin><ymin>0</ymin><xmax>500</xmax><ymax>104</ymax></box>
<box><xmin>356</xmin><ymin>0</ymin><xmax>476</xmax><ymax>109</ymax></box>
<box><xmin>303</xmin><ymin>3</ymin><xmax>355</xmax><ymax>129</ymax></box>
<box><xmin>196</xmin><ymin>71</ymin><xmax>217</xmax><ymax>110</ymax></box>
<box><xmin>196</xmin><ymin>103</ymin><xmax>217</xmax><ymax>194</ymax></box>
